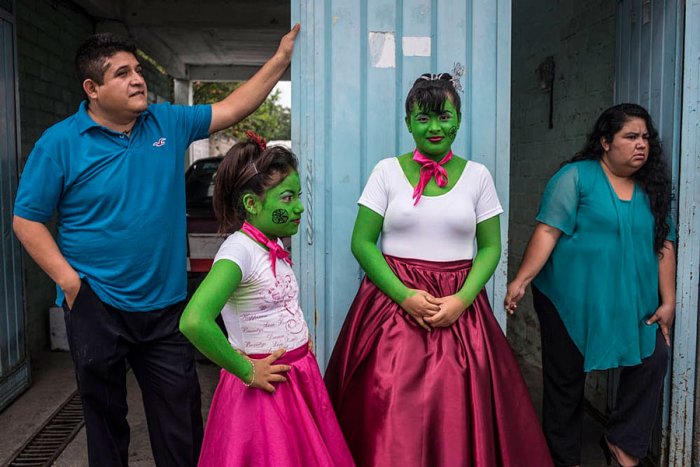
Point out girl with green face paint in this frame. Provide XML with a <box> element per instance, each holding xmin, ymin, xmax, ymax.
<box><xmin>325</xmin><ymin>73</ymin><xmax>553</xmax><ymax>466</ymax></box>
<box><xmin>180</xmin><ymin>135</ymin><xmax>353</xmax><ymax>466</ymax></box>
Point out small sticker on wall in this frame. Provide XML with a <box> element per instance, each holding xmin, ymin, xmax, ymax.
<box><xmin>369</xmin><ymin>32</ymin><xmax>396</xmax><ymax>68</ymax></box>
<box><xmin>402</xmin><ymin>36</ymin><xmax>431</xmax><ymax>57</ymax></box>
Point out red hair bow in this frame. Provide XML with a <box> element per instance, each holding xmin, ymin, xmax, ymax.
<box><xmin>246</xmin><ymin>130</ymin><xmax>267</xmax><ymax>152</ymax></box>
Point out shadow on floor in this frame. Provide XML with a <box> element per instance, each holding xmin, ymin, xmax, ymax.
<box><xmin>0</xmin><ymin>350</ymin><xmax>612</xmax><ymax>466</ymax></box>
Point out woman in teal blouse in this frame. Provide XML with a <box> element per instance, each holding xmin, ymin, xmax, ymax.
<box><xmin>505</xmin><ymin>104</ymin><xmax>675</xmax><ymax>467</ymax></box>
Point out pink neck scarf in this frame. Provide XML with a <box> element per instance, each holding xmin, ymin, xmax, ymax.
<box><xmin>241</xmin><ymin>221</ymin><xmax>292</xmax><ymax>277</ymax></box>
<box><xmin>412</xmin><ymin>148</ymin><xmax>453</xmax><ymax>205</ymax></box>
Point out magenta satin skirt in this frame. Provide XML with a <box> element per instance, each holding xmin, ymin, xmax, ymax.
<box><xmin>199</xmin><ymin>344</ymin><xmax>355</xmax><ymax>467</ymax></box>
<box><xmin>325</xmin><ymin>256</ymin><xmax>553</xmax><ymax>467</ymax></box>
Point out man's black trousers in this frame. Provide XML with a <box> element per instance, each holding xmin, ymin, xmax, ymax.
<box><xmin>63</xmin><ymin>280</ymin><xmax>203</xmax><ymax>467</ymax></box>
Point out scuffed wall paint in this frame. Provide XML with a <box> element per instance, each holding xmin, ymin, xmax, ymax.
<box><xmin>402</xmin><ymin>36</ymin><xmax>431</xmax><ymax>56</ymax></box>
<box><xmin>369</xmin><ymin>31</ymin><xmax>396</xmax><ymax>68</ymax></box>
<box><xmin>508</xmin><ymin>0</ymin><xmax>616</xmax><ymax>410</ymax></box>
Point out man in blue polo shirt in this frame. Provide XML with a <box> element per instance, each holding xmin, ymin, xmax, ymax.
<box><xmin>13</xmin><ymin>27</ymin><xmax>299</xmax><ymax>467</ymax></box>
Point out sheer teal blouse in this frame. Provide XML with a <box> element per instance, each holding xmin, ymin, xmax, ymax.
<box><xmin>533</xmin><ymin>160</ymin><xmax>674</xmax><ymax>371</ymax></box>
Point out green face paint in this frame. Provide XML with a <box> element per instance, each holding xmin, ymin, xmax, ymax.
<box><xmin>249</xmin><ymin>170</ymin><xmax>303</xmax><ymax>239</ymax></box>
<box><xmin>406</xmin><ymin>99</ymin><xmax>461</xmax><ymax>158</ymax></box>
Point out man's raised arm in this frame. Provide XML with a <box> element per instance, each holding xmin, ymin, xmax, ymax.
<box><xmin>209</xmin><ymin>23</ymin><xmax>300</xmax><ymax>134</ymax></box>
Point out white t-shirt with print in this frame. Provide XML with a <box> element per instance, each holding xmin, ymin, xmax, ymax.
<box><xmin>358</xmin><ymin>157</ymin><xmax>503</xmax><ymax>261</ymax></box>
<box><xmin>214</xmin><ymin>231</ymin><xmax>308</xmax><ymax>354</ymax></box>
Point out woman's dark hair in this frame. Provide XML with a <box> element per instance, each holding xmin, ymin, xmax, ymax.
<box><xmin>213</xmin><ymin>138</ymin><xmax>298</xmax><ymax>234</ymax></box>
<box><xmin>568</xmin><ymin>103</ymin><xmax>672</xmax><ymax>254</ymax></box>
<box><xmin>405</xmin><ymin>73</ymin><xmax>461</xmax><ymax>118</ymax></box>
<box><xmin>75</xmin><ymin>33</ymin><xmax>138</xmax><ymax>84</ymax></box>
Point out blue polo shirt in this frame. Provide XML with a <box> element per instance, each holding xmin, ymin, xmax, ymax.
<box><xmin>14</xmin><ymin>101</ymin><xmax>212</xmax><ymax>311</ymax></box>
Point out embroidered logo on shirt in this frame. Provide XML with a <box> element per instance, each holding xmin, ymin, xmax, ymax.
<box><xmin>152</xmin><ymin>138</ymin><xmax>167</xmax><ymax>147</ymax></box>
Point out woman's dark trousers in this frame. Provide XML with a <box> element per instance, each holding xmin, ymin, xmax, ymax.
<box><xmin>533</xmin><ymin>286</ymin><xmax>667</xmax><ymax>467</ymax></box>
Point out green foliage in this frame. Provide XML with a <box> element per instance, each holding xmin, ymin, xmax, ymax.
<box><xmin>193</xmin><ymin>81</ymin><xmax>291</xmax><ymax>141</ymax></box>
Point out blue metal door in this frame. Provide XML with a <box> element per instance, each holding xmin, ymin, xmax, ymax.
<box><xmin>290</xmin><ymin>0</ymin><xmax>511</xmax><ymax>367</ymax></box>
<box><xmin>0</xmin><ymin>1</ymin><xmax>29</xmax><ymax>411</ymax></box>
<box><xmin>615</xmin><ymin>0</ymin><xmax>682</xmax><ymax>187</ymax></box>
<box><xmin>614</xmin><ymin>1</ymin><xmax>686</xmax><ymax>464</ymax></box>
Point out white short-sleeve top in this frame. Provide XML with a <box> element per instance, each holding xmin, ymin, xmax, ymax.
<box><xmin>358</xmin><ymin>157</ymin><xmax>503</xmax><ymax>261</ymax></box>
<box><xmin>213</xmin><ymin>232</ymin><xmax>308</xmax><ymax>354</ymax></box>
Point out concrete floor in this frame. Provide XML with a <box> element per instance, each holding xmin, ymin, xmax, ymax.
<box><xmin>0</xmin><ymin>350</ymin><xmax>610</xmax><ymax>466</ymax></box>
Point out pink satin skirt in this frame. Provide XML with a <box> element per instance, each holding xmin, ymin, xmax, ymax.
<box><xmin>325</xmin><ymin>256</ymin><xmax>553</xmax><ymax>467</ymax></box>
<box><xmin>199</xmin><ymin>344</ymin><xmax>355</xmax><ymax>467</ymax></box>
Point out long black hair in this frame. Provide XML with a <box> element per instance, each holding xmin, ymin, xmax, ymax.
<box><xmin>213</xmin><ymin>137</ymin><xmax>298</xmax><ymax>234</ymax></box>
<box><xmin>568</xmin><ymin>103</ymin><xmax>672</xmax><ymax>254</ymax></box>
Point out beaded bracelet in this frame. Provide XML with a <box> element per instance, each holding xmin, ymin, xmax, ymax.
<box><xmin>243</xmin><ymin>358</ymin><xmax>256</xmax><ymax>387</ymax></box>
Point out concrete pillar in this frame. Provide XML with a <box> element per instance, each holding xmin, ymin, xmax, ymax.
<box><xmin>174</xmin><ymin>78</ymin><xmax>192</xmax><ymax>105</ymax></box>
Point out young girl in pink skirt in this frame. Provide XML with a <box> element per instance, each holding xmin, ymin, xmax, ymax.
<box><xmin>180</xmin><ymin>132</ymin><xmax>354</xmax><ymax>467</ymax></box>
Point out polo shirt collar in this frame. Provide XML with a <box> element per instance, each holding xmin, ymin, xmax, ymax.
<box><xmin>75</xmin><ymin>100</ymin><xmax>152</xmax><ymax>135</ymax></box>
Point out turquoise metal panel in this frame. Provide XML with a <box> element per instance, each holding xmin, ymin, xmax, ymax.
<box><xmin>615</xmin><ymin>1</ymin><xmax>687</xmax><ymax>464</ymax></box>
<box><xmin>292</xmin><ymin>0</ymin><xmax>511</xmax><ymax>367</ymax></box>
<box><xmin>468</xmin><ymin>0</ymin><xmax>511</xmax><ymax>330</ymax></box>
<box><xmin>0</xmin><ymin>1</ymin><xmax>29</xmax><ymax>411</ymax></box>
<box><xmin>669</xmin><ymin>3</ymin><xmax>699</xmax><ymax>465</ymax></box>
<box><xmin>615</xmin><ymin>0</ymin><xmax>682</xmax><ymax>192</ymax></box>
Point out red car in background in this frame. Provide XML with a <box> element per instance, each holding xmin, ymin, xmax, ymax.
<box><xmin>185</xmin><ymin>157</ymin><xmax>225</xmax><ymax>273</ymax></box>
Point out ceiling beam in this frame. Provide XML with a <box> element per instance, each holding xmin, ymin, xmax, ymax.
<box><xmin>73</xmin><ymin>1</ymin><xmax>292</xmax><ymax>81</ymax></box>
<box><xmin>188</xmin><ymin>65</ymin><xmax>291</xmax><ymax>82</ymax></box>
<box><xmin>93</xmin><ymin>20</ymin><xmax>188</xmax><ymax>79</ymax></box>
<box><xmin>122</xmin><ymin>0</ymin><xmax>289</xmax><ymax>28</ymax></box>
<box><xmin>130</xmin><ymin>29</ymin><xmax>189</xmax><ymax>79</ymax></box>
<box><xmin>72</xmin><ymin>0</ymin><xmax>122</xmax><ymax>19</ymax></box>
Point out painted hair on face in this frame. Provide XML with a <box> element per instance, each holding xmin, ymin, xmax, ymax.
<box><xmin>213</xmin><ymin>138</ymin><xmax>299</xmax><ymax>234</ymax></box>
<box><xmin>405</xmin><ymin>73</ymin><xmax>461</xmax><ymax>118</ymax></box>
<box><xmin>568</xmin><ymin>103</ymin><xmax>672</xmax><ymax>254</ymax></box>
<box><xmin>75</xmin><ymin>33</ymin><xmax>138</xmax><ymax>85</ymax></box>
